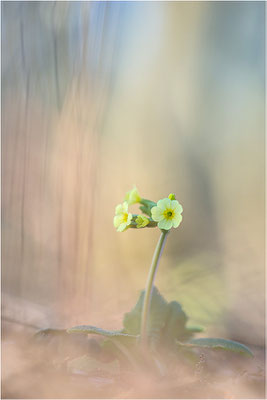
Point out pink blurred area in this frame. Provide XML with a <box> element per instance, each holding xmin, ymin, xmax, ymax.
<box><xmin>2</xmin><ymin>1</ymin><xmax>264</xmax><ymax>350</ymax></box>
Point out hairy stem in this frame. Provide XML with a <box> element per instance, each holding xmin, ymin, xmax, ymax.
<box><xmin>140</xmin><ymin>230</ymin><xmax>169</xmax><ymax>346</ymax></box>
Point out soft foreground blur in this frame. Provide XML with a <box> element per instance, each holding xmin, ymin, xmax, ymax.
<box><xmin>2</xmin><ymin>2</ymin><xmax>265</xmax><ymax>398</ymax></box>
<box><xmin>2</xmin><ymin>321</ymin><xmax>265</xmax><ymax>399</ymax></box>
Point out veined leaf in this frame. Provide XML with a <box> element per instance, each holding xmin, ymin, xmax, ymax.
<box><xmin>34</xmin><ymin>328</ymin><xmax>66</xmax><ymax>338</ymax></box>
<box><xmin>68</xmin><ymin>325</ymin><xmax>139</xmax><ymax>367</ymax></box>
<box><xmin>123</xmin><ymin>286</ymin><xmax>169</xmax><ymax>344</ymax></box>
<box><xmin>162</xmin><ymin>301</ymin><xmax>188</xmax><ymax>343</ymax></box>
<box><xmin>186</xmin><ymin>325</ymin><xmax>204</xmax><ymax>333</ymax></box>
<box><xmin>34</xmin><ymin>328</ymin><xmax>100</xmax><ymax>359</ymax></box>
<box><xmin>178</xmin><ymin>338</ymin><xmax>253</xmax><ymax>357</ymax></box>
<box><xmin>67</xmin><ymin>325</ymin><xmax>137</xmax><ymax>340</ymax></box>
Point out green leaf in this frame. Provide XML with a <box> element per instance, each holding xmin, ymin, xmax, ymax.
<box><xmin>179</xmin><ymin>338</ymin><xmax>253</xmax><ymax>357</ymax></box>
<box><xmin>68</xmin><ymin>326</ymin><xmax>139</xmax><ymax>368</ymax></box>
<box><xmin>186</xmin><ymin>325</ymin><xmax>204</xmax><ymax>333</ymax></box>
<box><xmin>162</xmin><ymin>301</ymin><xmax>189</xmax><ymax>343</ymax></box>
<box><xmin>34</xmin><ymin>328</ymin><xmax>67</xmax><ymax>339</ymax></box>
<box><xmin>123</xmin><ymin>286</ymin><xmax>169</xmax><ymax>344</ymax></box>
<box><xmin>34</xmin><ymin>328</ymin><xmax>100</xmax><ymax>360</ymax></box>
<box><xmin>67</xmin><ymin>325</ymin><xmax>137</xmax><ymax>340</ymax></box>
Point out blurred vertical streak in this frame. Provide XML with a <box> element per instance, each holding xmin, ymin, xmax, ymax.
<box><xmin>19</xmin><ymin>2</ymin><xmax>30</xmax><ymax>298</ymax></box>
<box><xmin>48</xmin><ymin>2</ymin><xmax>123</xmax><ymax>323</ymax></box>
<box><xmin>52</xmin><ymin>2</ymin><xmax>61</xmax><ymax>112</ymax></box>
<box><xmin>2</xmin><ymin>2</ymin><xmax>122</xmax><ymax>327</ymax></box>
<box><xmin>82</xmin><ymin>2</ymin><xmax>122</xmax><ymax>315</ymax></box>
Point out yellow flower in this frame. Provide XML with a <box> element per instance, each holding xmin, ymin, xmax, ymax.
<box><xmin>125</xmin><ymin>186</ymin><xmax>141</xmax><ymax>205</ymax></box>
<box><xmin>151</xmin><ymin>198</ymin><xmax>183</xmax><ymax>230</ymax></box>
<box><xmin>113</xmin><ymin>202</ymin><xmax>133</xmax><ymax>232</ymax></box>
<box><xmin>136</xmin><ymin>215</ymin><xmax>149</xmax><ymax>228</ymax></box>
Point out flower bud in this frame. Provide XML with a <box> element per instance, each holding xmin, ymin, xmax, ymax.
<box><xmin>125</xmin><ymin>186</ymin><xmax>141</xmax><ymax>205</ymax></box>
<box><xmin>168</xmin><ymin>193</ymin><xmax>176</xmax><ymax>200</ymax></box>
<box><xmin>136</xmin><ymin>215</ymin><xmax>150</xmax><ymax>228</ymax></box>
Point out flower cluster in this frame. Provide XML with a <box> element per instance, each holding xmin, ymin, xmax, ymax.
<box><xmin>114</xmin><ymin>187</ymin><xmax>183</xmax><ymax>233</ymax></box>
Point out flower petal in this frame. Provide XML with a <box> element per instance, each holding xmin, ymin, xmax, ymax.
<box><xmin>115</xmin><ymin>204</ymin><xmax>124</xmax><ymax>215</ymax></box>
<box><xmin>170</xmin><ymin>200</ymin><xmax>178</xmax><ymax>209</ymax></box>
<box><xmin>126</xmin><ymin>213</ymin><xmax>133</xmax><ymax>225</ymax></box>
<box><xmin>151</xmin><ymin>206</ymin><xmax>164</xmax><ymax>221</ymax></box>
<box><xmin>172</xmin><ymin>200</ymin><xmax>183</xmax><ymax>214</ymax></box>
<box><xmin>157</xmin><ymin>198</ymin><xmax>171</xmax><ymax>210</ymax></box>
<box><xmin>117</xmin><ymin>222</ymin><xmax>127</xmax><ymax>232</ymax></box>
<box><xmin>113</xmin><ymin>215</ymin><xmax>123</xmax><ymax>228</ymax></box>
<box><xmin>122</xmin><ymin>202</ymin><xmax>129</xmax><ymax>212</ymax></box>
<box><xmin>158</xmin><ymin>218</ymin><xmax>172</xmax><ymax>230</ymax></box>
<box><xmin>125</xmin><ymin>186</ymin><xmax>141</xmax><ymax>205</ymax></box>
<box><xmin>172</xmin><ymin>214</ymin><xmax>182</xmax><ymax>228</ymax></box>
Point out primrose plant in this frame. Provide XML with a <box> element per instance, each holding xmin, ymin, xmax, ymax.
<box><xmin>114</xmin><ymin>189</ymin><xmax>183</xmax><ymax>347</ymax></box>
<box><xmin>36</xmin><ymin>187</ymin><xmax>253</xmax><ymax>376</ymax></box>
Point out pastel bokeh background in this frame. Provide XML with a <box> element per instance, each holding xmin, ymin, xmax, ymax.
<box><xmin>2</xmin><ymin>1</ymin><xmax>265</xmax><ymax>351</ymax></box>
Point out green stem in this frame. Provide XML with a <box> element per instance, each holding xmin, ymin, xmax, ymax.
<box><xmin>140</xmin><ymin>230</ymin><xmax>169</xmax><ymax>346</ymax></box>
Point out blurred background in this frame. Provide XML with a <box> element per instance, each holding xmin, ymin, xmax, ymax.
<box><xmin>2</xmin><ymin>1</ymin><xmax>265</xmax><ymax>350</ymax></box>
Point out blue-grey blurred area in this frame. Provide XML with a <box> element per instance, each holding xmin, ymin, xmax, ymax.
<box><xmin>2</xmin><ymin>2</ymin><xmax>265</xmax><ymax>346</ymax></box>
